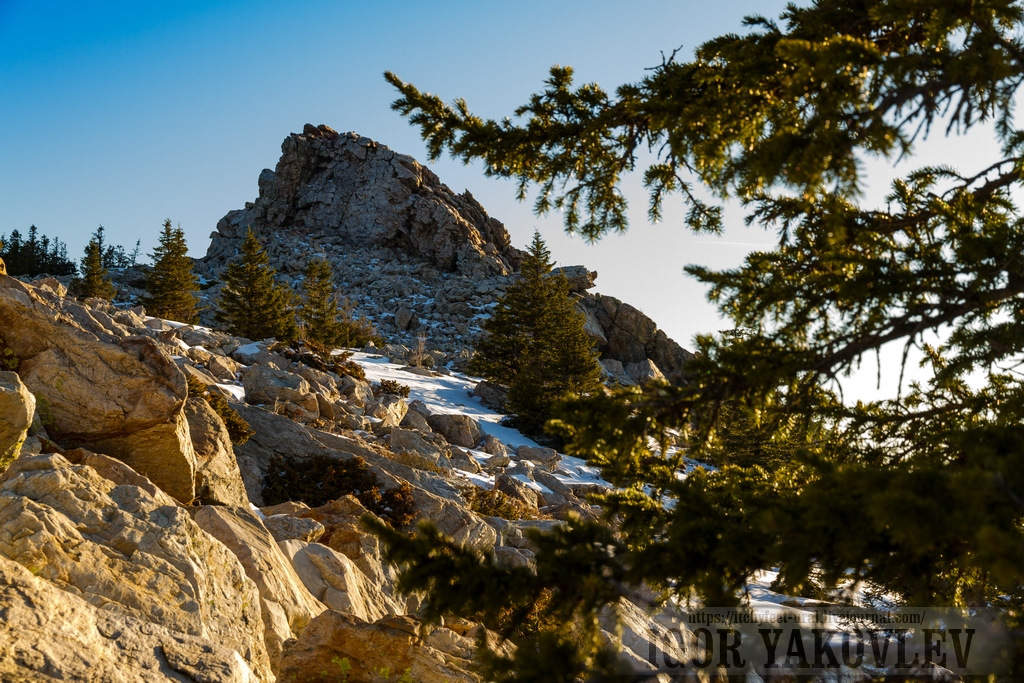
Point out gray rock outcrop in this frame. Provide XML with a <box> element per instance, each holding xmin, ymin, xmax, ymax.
<box><xmin>427</xmin><ymin>413</ymin><xmax>483</xmax><ymax>449</ymax></box>
<box><xmin>578</xmin><ymin>293</ymin><xmax>694</xmax><ymax>382</ymax></box>
<box><xmin>196</xmin><ymin>125</ymin><xmax>693</xmax><ymax>382</ymax></box>
<box><xmin>203</xmin><ymin>126</ymin><xmax>520</xmax><ymax>280</ymax></box>
<box><xmin>0</xmin><ymin>275</ymin><xmax>198</xmax><ymax>502</ymax></box>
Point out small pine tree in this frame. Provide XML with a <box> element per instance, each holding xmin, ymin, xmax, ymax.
<box><xmin>214</xmin><ymin>228</ymin><xmax>297</xmax><ymax>341</ymax></box>
<box><xmin>299</xmin><ymin>258</ymin><xmax>347</xmax><ymax>347</ymax></box>
<box><xmin>335</xmin><ymin>297</ymin><xmax>380</xmax><ymax>349</ymax></box>
<box><xmin>470</xmin><ymin>231</ymin><xmax>601</xmax><ymax>437</ymax></box>
<box><xmin>145</xmin><ymin>219</ymin><xmax>200</xmax><ymax>323</ymax></box>
<box><xmin>78</xmin><ymin>237</ymin><xmax>115</xmax><ymax>300</ymax></box>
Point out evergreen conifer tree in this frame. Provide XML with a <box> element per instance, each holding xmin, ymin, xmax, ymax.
<box><xmin>78</xmin><ymin>237</ymin><xmax>115</xmax><ymax>300</ymax></box>
<box><xmin>214</xmin><ymin>228</ymin><xmax>297</xmax><ymax>341</ymax></box>
<box><xmin>470</xmin><ymin>231</ymin><xmax>601</xmax><ymax>437</ymax></box>
<box><xmin>0</xmin><ymin>226</ymin><xmax>76</xmax><ymax>276</ymax></box>
<box><xmin>1</xmin><ymin>230</ymin><xmax>23</xmax><ymax>274</ymax></box>
<box><xmin>299</xmin><ymin>258</ymin><xmax>347</xmax><ymax>348</ymax></box>
<box><xmin>145</xmin><ymin>219</ymin><xmax>200</xmax><ymax>323</ymax></box>
<box><xmin>374</xmin><ymin>2</ymin><xmax>1024</xmax><ymax>679</ymax></box>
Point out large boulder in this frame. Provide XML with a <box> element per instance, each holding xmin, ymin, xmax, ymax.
<box><xmin>339</xmin><ymin>374</ymin><xmax>374</xmax><ymax>406</ymax></box>
<box><xmin>0</xmin><ymin>555</ymin><xmax>264</xmax><ymax>683</ymax></box>
<box><xmin>293</xmin><ymin>363</ymin><xmax>341</xmax><ymax>400</ymax></box>
<box><xmin>400</xmin><ymin>405</ymin><xmax>433</xmax><ymax>432</ymax></box>
<box><xmin>184</xmin><ymin>396</ymin><xmax>250</xmax><ymax>507</ymax></box>
<box><xmin>494</xmin><ymin>473</ymin><xmax>540</xmax><ymax>509</ymax></box>
<box><xmin>427</xmin><ymin>413</ymin><xmax>483</xmax><ymax>448</ymax></box>
<box><xmin>264</xmin><ymin>514</ymin><xmax>325</xmax><ymax>543</ymax></box>
<box><xmin>0</xmin><ymin>276</ymin><xmax>197</xmax><ymax>503</ymax></box>
<box><xmin>390</xmin><ymin>427</ymin><xmax>449</xmax><ymax>465</ymax></box>
<box><xmin>366</xmin><ymin>394</ymin><xmax>408</xmax><ymax>428</ymax></box>
<box><xmin>278</xmin><ymin>611</ymin><xmax>479</xmax><ymax>683</ymax></box>
<box><xmin>481</xmin><ymin>434</ymin><xmax>509</xmax><ymax>459</ymax></box>
<box><xmin>243</xmin><ymin>363</ymin><xmax>320</xmax><ymax>422</ymax></box>
<box><xmin>516</xmin><ymin>444</ymin><xmax>561</xmax><ymax>469</ymax></box>
<box><xmin>298</xmin><ymin>496</ymin><xmax>405</xmax><ymax>607</ymax></box>
<box><xmin>472</xmin><ymin>380</ymin><xmax>507</xmax><ymax>411</ymax></box>
<box><xmin>190</xmin><ymin>505</ymin><xmax>326</xmax><ymax>669</ymax></box>
<box><xmin>207</xmin><ymin>353</ymin><xmax>241</xmax><ymax>381</ymax></box>
<box><xmin>279</xmin><ymin>539</ymin><xmax>403</xmax><ymax>623</ymax></box>
<box><xmin>0</xmin><ymin>371</ymin><xmax>34</xmax><ymax>471</ymax></box>
<box><xmin>0</xmin><ymin>453</ymin><xmax>272</xmax><ymax>681</ymax></box>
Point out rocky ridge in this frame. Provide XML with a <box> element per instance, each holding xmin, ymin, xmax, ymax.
<box><xmin>0</xmin><ymin>275</ymin><xmax>705</xmax><ymax>681</ymax></box>
<box><xmin>0</xmin><ymin>273</ymin><xmax>959</xmax><ymax>682</ymax></box>
<box><xmin>196</xmin><ymin>124</ymin><xmax>693</xmax><ymax>382</ymax></box>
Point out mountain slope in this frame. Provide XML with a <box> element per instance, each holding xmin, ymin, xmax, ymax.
<box><xmin>197</xmin><ymin>124</ymin><xmax>693</xmax><ymax>380</ymax></box>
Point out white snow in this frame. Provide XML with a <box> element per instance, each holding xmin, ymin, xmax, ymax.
<box><xmin>172</xmin><ymin>339</ymin><xmax>826</xmax><ymax>612</ymax></box>
<box><xmin>351</xmin><ymin>352</ymin><xmax>544</xmax><ymax>451</ymax></box>
<box><xmin>234</xmin><ymin>342</ymin><xmax>264</xmax><ymax>357</ymax></box>
<box><xmin>216</xmin><ymin>383</ymin><xmax>246</xmax><ymax>401</ymax></box>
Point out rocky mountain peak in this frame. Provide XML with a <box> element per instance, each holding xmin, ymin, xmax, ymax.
<box><xmin>203</xmin><ymin>124</ymin><xmax>521</xmax><ymax>279</ymax></box>
<box><xmin>198</xmin><ymin>125</ymin><xmax>693</xmax><ymax>381</ymax></box>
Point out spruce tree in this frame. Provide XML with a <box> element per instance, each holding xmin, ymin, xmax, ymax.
<box><xmin>1</xmin><ymin>230</ymin><xmax>23</xmax><ymax>274</ymax></box>
<box><xmin>470</xmin><ymin>231</ymin><xmax>601</xmax><ymax>437</ymax></box>
<box><xmin>375</xmin><ymin>3</ymin><xmax>1024</xmax><ymax>679</ymax></box>
<box><xmin>78</xmin><ymin>237</ymin><xmax>115</xmax><ymax>300</ymax></box>
<box><xmin>298</xmin><ymin>258</ymin><xmax>347</xmax><ymax>348</ymax></box>
<box><xmin>214</xmin><ymin>228</ymin><xmax>297</xmax><ymax>341</ymax></box>
<box><xmin>145</xmin><ymin>219</ymin><xmax>200</xmax><ymax>323</ymax></box>
<box><xmin>299</xmin><ymin>258</ymin><xmax>379</xmax><ymax>350</ymax></box>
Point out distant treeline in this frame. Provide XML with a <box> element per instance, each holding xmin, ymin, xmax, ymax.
<box><xmin>0</xmin><ymin>225</ymin><xmax>139</xmax><ymax>277</ymax></box>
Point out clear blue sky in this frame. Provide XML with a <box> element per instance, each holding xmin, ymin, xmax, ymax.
<box><xmin>0</xmin><ymin>0</ymin><xmax>994</xmax><ymax>375</ymax></box>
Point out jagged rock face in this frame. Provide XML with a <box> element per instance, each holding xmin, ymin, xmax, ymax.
<box><xmin>0</xmin><ymin>275</ymin><xmax>198</xmax><ymax>502</ymax></box>
<box><xmin>0</xmin><ymin>554</ymin><xmax>264</xmax><ymax>683</ymax></box>
<box><xmin>279</xmin><ymin>539</ymin><xmax>403</xmax><ymax>623</ymax></box>
<box><xmin>0</xmin><ymin>453</ymin><xmax>272</xmax><ymax>681</ymax></box>
<box><xmin>191</xmin><ymin>505</ymin><xmax>326</xmax><ymax>671</ymax></box>
<box><xmin>196</xmin><ymin>127</ymin><xmax>524</xmax><ymax>354</ymax></box>
<box><xmin>578</xmin><ymin>293</ymin><xmax>695</xmax><ymax>383</ymax></box>
<box><xmin>196</xmin><ymin>125</ymin><xmax>693</xmax><ymax>382</ymax></box>
<box><xmin>278</xmin><ymin>611</ymin><xmax>479</xmax><ymax>683</ymax></box>
<box><xmin>204</xmin><ymin>125</ymin><xmax>519</xmax><ymax>280</ymax></box>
